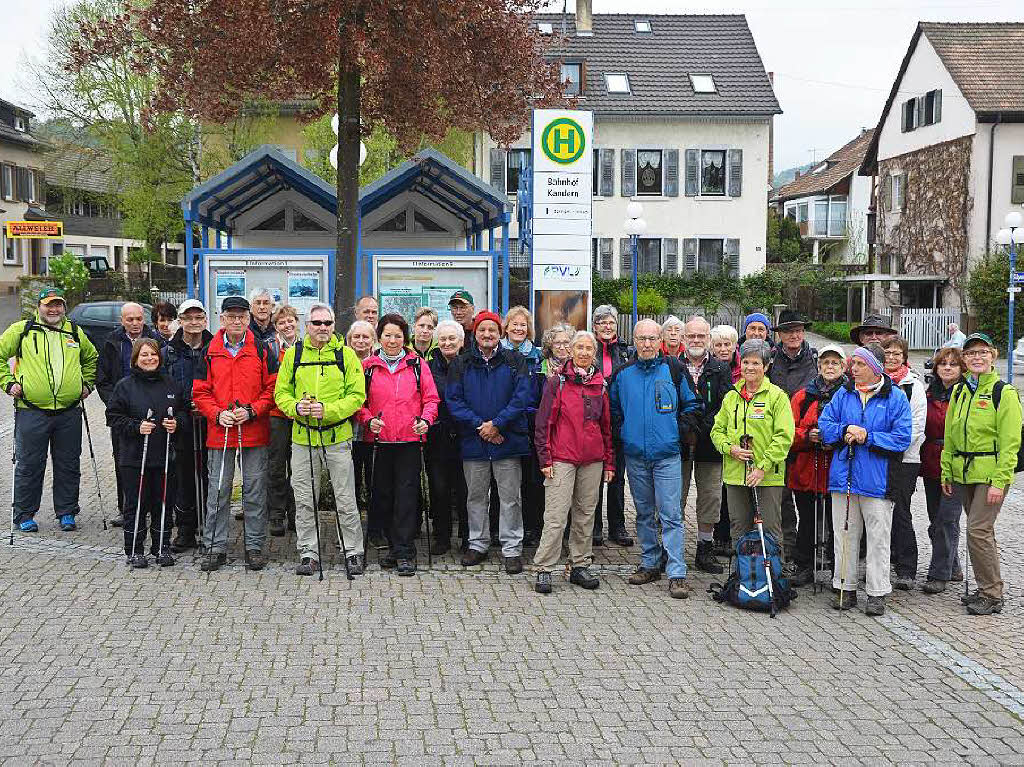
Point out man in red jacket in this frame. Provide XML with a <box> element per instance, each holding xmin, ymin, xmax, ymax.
<box><xmin>192</xmin><ymin>296</ymin><xmax>279</xmax><ymax>572</ymax></box>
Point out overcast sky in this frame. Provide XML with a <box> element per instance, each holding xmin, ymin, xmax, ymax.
<box><xmin>1</xmin><ymin>0</ymin><xmax>1021</xmax><ymax>171</ymax></box>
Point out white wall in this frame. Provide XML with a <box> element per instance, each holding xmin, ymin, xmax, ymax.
<box><xmin>0</xmin><ymin>143</ymin><xmax>41</xmax><ymax>288</ymax></box>
<box><xmin>846</xmin><ymin>173</ymin><xmax>874</xmax><ymax>264</ymax></box>
<box><xmin>479</xmin><ymin>115</ymin><xmax>771</xmax><ymax>276</ymax></box>
<box><xmin>968</xmin><ymin>122</ymin><xmax>1024</xmax><ymax>264</ymax></box>
<box><xmin>876</xmin><ymin>34</ymin><xmax>976</xmax><ymax>162</ymax></box>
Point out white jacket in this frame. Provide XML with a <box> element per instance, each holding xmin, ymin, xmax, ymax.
<box><xmin>891</xmin><ymin>368</ymin><xmax>927</xmax><ymax>464</ymax></box>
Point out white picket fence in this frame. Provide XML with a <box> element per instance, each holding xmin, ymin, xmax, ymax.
<box><xmin>886</xmin><ymin>307</ymin><xmax>959</xmax><ymax>350</ymax></box>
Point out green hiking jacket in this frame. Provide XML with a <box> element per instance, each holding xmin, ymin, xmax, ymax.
<box><xmin>0</xmin><ymin>313</ymin><xmax>98</xmax><ymax>412</ymax></box>
<box><xmin>274</xmin><ymin>334</ymin><xmax>365</xmax><ymax>446</ymax></box>
<box><xmin>711</xmin><ymin>376</ymin><xmax>795</xmax><ymax>487</ymax></box>
<box><xmin>941</xmin><ymin>369</ymin><xmax>1022</xmax><ymax>489</ymax></box>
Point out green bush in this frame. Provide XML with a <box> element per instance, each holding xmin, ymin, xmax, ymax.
<box><xmin>968</xmin><ymin>249</ymin><xmax>1023</xmax><ymax>346</ymax></box>
<box><xmin>616</xmin><ymin>286</ymin><xmax>667</xmax><ymax>315</ymax></box>
<box><xmin>814</xmin><ymin>321</ymin><xmax>855</xmax><ymax>343</ymax></box>
<box><xmin>49</xmin><ymin>252</ymin><xmax>89</xmax><ymax>296</ymax></box>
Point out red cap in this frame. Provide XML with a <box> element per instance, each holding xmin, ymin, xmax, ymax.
<box><xmin>472</xmin><ymin>310</ymin><xmax>502</xmax><ymax>333</ymax></box>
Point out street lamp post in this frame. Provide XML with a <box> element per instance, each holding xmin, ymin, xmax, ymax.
<box><xmin>623</xmin><ymin>202</ymin><xmax>646</xmax><ymax>327</ymax></box>
<box><xmin>996</xmin><ymin>211</ymin><xmax>1023</xmax><ymax>385</ymax></box>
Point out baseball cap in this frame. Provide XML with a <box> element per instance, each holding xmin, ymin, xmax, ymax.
<box><xmin>38</xmin><ymin>286</ymin><xmax>65</xmax><ymax>305</ymax></box>
<box><xmin>448</xmin><ymin>290</ymin><xmax>474</xmax><ymax>306</ymax></box>
<box><xmin>962</xmin><ymin>332</ymin><xmax>995</xmax><ymax>350</ymax></box>
<box><xmin>220</xmin><ymin>296</ymin><xmax>250</xmax><ymax>312</ymax></box>
<box><xmin>178</xmin><ymin>298</ymin><xmax>206</xmax><ymax>315</ymax></box>
<box><xmin>817</xmin><ymin>343</ymin><xmax>847</xmax><ymax>362</ymax></box>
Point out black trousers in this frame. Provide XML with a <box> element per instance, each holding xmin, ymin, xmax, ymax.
<box><xmin>593</xmin><ymin>440</ymin><xmax>626</xmax><ymax>534</ymax></box>
<box><xmin>111</xmin><ymin>429</ymin><xmax>126</xmax><ymax>516</ymax></box>
<box><xmin>268</xmin><ymin>416</ymin><xmax>296</xmax><ymax>528</ymax></box>
<box><xmin>715</xmin><ymin>484</ymin><xmax>731</xmax><ymax>544</ymax></box>
<box><xmin>426</xmin><ymin>428</ymin><xmax>468</xmax><ymax>543</ymax></box>
<box><xmin>371</xmin><ymin>443</ymin><xmax>421</xmax><ymax>559</ymax></box>
<box><xmin>122</xmin><ymin>465</ymin><xmax>175</xmax><ymax>555</ymax></box>
<box><xmin>889</xmin><ymin>462</ymin><xmax>920</xmax><ymax>578</ymax></box>
<box><xmin>173</xmin><ymin>415</ymin><xmax>208</xmax><ymax>534</ymax></box>
<box><xmin>794</xmin><ymin>489</ymin><xmax>834</xmax><ymax>570</ymax></box>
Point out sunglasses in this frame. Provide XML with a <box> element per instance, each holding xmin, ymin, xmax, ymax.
<box><xmin>309</xmin><ymin>320</ymin><xmax>334</xmax><ymax>327</ymax></box>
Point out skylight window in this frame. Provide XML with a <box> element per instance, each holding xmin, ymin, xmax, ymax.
<box><xmin>634</xmin><ymin>20</ymin><xmax>652</xmax><ymax>33</ymax></box>
<box><xmin>690</xmin><ymin>74</ymin><xmax>717</xmax><ymax>94</ymax></box>
<box><xmin>605</xmin><ymin>73</ymin><xmax>631</xmax><ymax>94</ymax></box>
<box><xmin>538</xmin><ymin>22</ymin><xmax>553</xmax><ymax>34</ymax></box>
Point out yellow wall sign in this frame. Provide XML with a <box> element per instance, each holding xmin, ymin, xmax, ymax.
<box><xmin>5</xmin><ymin>221</ymin><xmax>63</xmax><ymax>239</ymax></box>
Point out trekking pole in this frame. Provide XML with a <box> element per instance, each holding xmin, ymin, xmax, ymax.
<box><xmin>9</xmin><ymin>402</ymin><xmax>17</xmax><ymax>545</ymax></box>
<box><xmin>812</xmin><ymin>444</ymin><xmax>821</xmax><ymax>594</ymax></box>
<box><xmin>234</xmin><ymin>402</ymin><xmax>249</xmax><ymax>569</ymax></box>
<box><xmin>838</xmin><ymin>443</ymin><xmax>854</xmax><ymax>609</ymax></box>
<box><xmin>192</xmin><ymin>411</ymin><xmax>205</xmax><ymax>544</ymax></box>
<box><xmin>312</xmin><ymin>396</ymin><xmax>352</xmax><ymax>581</ymax></box>
<box><xmin>208</xmin><ymin>421</ymin><xmax>230</xmax><ymax>575</ymax></box>
<box><xmin>362</xmin><ymin>411</ymin><xmax>382</xmax><ymax>556</ymax></box>
<box><xmin>743</xmin><ymin>434</ymin><xmax>776</xmax><ymax>618</ymax></box>
<box><xmin>420</xmin><ymin>428</ymin><xmax>432</xmax><ymax>570</ymax></box>
<box><xmin>963</xmin><ymin>502</ymin><xmax>971</xmax><ymax>601</ymax></box>
<box><xmin>157</xmin><ymin>407</ymin><xmax>173</xmax><ymax>565</ymax></box>
<box><xmin>302</xmin><ymin>394</ymin><xmax>324</xmax><ymax>581</ymax></box>
<box><xmin>130</xmin><ymin>408</ymin><xmax>154</xmax><ymax>566</ymax></box>
<box><xmin>81</xmin><ymin>407</ymin><xmax>107</xmax><ymax>530</ymax></box>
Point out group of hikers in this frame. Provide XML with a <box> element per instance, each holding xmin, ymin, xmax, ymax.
<box><xmin>2</xmin><ymin>285</ymin><xmax>1020</xmax><ymax>617</ymax></box>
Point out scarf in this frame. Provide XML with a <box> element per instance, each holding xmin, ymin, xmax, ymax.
<box><xmin>573</xmin><ymin>364</ymin><xmax>597</xmax><ymax>384</ymax></box>
<box><xmin>379</xmin><ymin>348</ymin><xmax>406</xmax><ymax>374</ymax></box>
<box><xmin>856</xmin><ymin>376</ymin><xmax>885</xmax><ymax>395</ymax></box>
<box><xmin>888</xmin><ymin>363</ymin><xmax>910</xmax><ymax>384</ymax></box>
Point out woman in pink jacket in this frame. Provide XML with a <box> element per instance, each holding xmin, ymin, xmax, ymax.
<box><xmin>357</xmin><ymin>313</ymin><xmax>440</xmax><ymax>576</ymax></box>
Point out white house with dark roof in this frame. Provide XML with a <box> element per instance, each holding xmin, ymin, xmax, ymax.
<box><xmin>473</xmin><ymin>3</ymin><xmax>780</xmax><ymax>281</ymax></box>
<box><xmin>860</xmin><ymin>22</ymin><xmax>1024</xmax><ymax>311</ymax></box>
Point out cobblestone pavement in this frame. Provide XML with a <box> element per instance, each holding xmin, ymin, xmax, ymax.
<box><xmin>1</xmin><ymin>397</ymin><xmax>1024</xmax><ymax>764</ymax></box>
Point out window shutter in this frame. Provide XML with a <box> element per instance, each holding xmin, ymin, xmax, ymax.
<box><xmin>664</xmin><ymin>149</ymin><xmax>679</xmax><ymax>197</ymax></box>
<box><xmin>933</xmin><ymin>90</ymin><xmax>942</xmax><ymax>123</ymax></box>
<box><xmin>621</xmin><ymin>149</ymin><xmax>636</xmax><ymax>197</ymax></box>
<box><xmin>684</xmin><ymin>149</ymin><xmax>699</xmax><ymax>196</ymax></box>
<box><xmin>882</xmin><ymin>175</ymin><xmax>893</xmax><ymax>212</ymax></box>
<box><xmin>682</xmin><ymin>238</ymin><xmax>698</xmax><ymax>275</ymax></box>
<box><xmin>489</xmin><ymin>148</ymin><xmax>506</xmax><ymax>194</ymax></box>
<box><xmin>916</xmin><ymin>97</ymin><xmax>925</xmax><ymax>130</ymax></box>
<box><xmin>725</xmin><ymin>239</ymin><xmax>740</xmax><ymax>278</ymax></box>
<box><xmin>900</xmin><ymin>172</ymin><xmax>908</xmax><ymax>211</ymax></box>
<box><xmin>600</xmin><ymin>149</ymin><xmax>615</xmax><ymax>196</ymax></box>
<box><xmin>619</xmin><ymin>237</ymin><xmax>633</xmax><ymax>276</ymax></box>
<box><xmin>17</xmin><ymin>167</ymin><xmax>30</xmax><ymax>202</ymax></box>
<box><xmin>662</xmin><ymin>238</ymin><xmax>679</xmax><ymax>274</ymax></box>
<box><xmin>0</xmin><ymin>165</ymin><xmax>8</xmax><ymax>199</ymax></box>
<box><xmin>600</xmin><ymin>237</ymin><xmax>613</xmax><ymax>276</ymax></box>
<box><xmin>35</xmin><ymin>171</ymin><xmax>45</xmax><ymax>205</ymax></box>
<box><xmin>728</xmin><ymin>149</ymin><xmax>743</xmax><ymax>197</ymax></box>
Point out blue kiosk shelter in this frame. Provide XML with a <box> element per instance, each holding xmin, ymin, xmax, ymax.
<box><xmin>181</xmin><ymin>145</ymin><xmax>511</xmax><ymax>323</ymax></box>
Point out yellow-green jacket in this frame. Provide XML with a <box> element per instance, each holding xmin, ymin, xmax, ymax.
<box><xmin>0</xmin><ymin>313</ymin><xmax>98</xmax><ymax>412</ymax></box>
<box><xmin>941</xmin><ymin>369</ymin><xmax>1022</xmax><ymax>489</ymax></box>
<box><xmin>274</xmin><ymin>334</ymin><xmax>365</xmax><ymax>446</ymax></box>
<box><xmin>711</xmin><ymin>376</ymin><xmax>795</xmax><ymax>486</ymax></box>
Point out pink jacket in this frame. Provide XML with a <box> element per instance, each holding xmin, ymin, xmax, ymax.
<box><xmin>356</xmin><ymin>352</ymin><xmax>440</xmax><ymax>443</ymax></box>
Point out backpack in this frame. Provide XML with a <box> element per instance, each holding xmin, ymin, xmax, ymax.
<box><xmin>289</xmin><ymin>341</ymin><xmax>346</xmax><ymax>387</ymax></box>
<box><xmin>17</xmin><ymin>319</ymin><xmax>81</xmax><ymax>358</ymax></box>
<box><xmin>364</xmin><ymin>354</ymin><xmax>421</xmax><ymax>393</ymax></box>
<box><xmin>708</xmin><ymin>529</ymin><xmax>795</xmax><ymax>615</ymax></box>
<box><xmin>952</xmin><ymin>380</ymin><xmax>1024</xmax><ymax>473</ymax></box>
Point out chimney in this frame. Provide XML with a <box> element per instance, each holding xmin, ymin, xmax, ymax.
<box><xmin>576</xmin><ymin>0</ymin><xmax>593</xmax><ymax>35</ymax></box>
<box><xmin>767</xmin><ymin>72</ymin><xmax>775</xmax><ymax>188</ymax></box>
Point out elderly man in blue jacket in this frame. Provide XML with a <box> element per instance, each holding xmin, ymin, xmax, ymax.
<box><xmin>610</xmin><ymin>318</ymin><xmax>703</xmax><ymax>599</ymax></box>
<box><xmin>446</xmin><ymin>311</ymin><xmax>533</xmax><ymax>574</ymax></box>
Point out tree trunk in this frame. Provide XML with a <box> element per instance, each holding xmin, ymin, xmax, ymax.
<box><xmin>334</xmin><ymin>22</ymin><xmax>361</xmax><ymax>330</ymax></box>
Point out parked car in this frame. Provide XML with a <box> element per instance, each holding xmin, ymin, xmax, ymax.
<box><xmin>77</xmin><ymin>255</ymin><xmax>112</xmax><ymax>276</ymax></box>
<box><xmin>68</xmin><ymin>301</ymin><xmax>153</xmax><ymax>349</ymax></box>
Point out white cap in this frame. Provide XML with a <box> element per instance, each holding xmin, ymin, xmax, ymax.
<box><xmin>178</xmin><ymin>298</ymin><xmax>206</xmax><ymax>315</ymax></box>
<box><xmin>818</xmin><ymin>343</ymin><xmax>847</xmax><ymax>362</ymax></box>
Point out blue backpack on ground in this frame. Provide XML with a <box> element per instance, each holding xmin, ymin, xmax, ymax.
<box><xmin>708</xmin><ymin>530</ymin><xmax>795</xmax><ymax>614</ymax></box>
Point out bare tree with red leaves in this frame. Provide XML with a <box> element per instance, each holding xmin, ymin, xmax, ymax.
<box><xmin>135</xmin><ymin>0</ymin><xmax>566</xmax><ymax>320</ymax></box>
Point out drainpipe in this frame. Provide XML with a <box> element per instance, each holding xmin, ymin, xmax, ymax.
<box><xmin>985</xmin><ymin>117</ymin><xmax>1000</xmax><ymax>255</ymax></box>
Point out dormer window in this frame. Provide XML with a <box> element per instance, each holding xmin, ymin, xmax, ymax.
<box><xmin>634</xmin><ymin>20</ymin><xmax>652</xmax><ymax>33</ymax></box>
<box><xmin>537</xmin><ymin>22</ymin><xmax>553</xmax><ymax>35</ymax></box>
<box><xmin>561</xmin><ymin>62</ymin><xmax>582</xmax><ymax>96</ymax></box>
<box><xmin>13</xmin><ymin>116</ymin><xmax>26</xmax><ymax>132</ymax></box>
<box><xmin>605</xmin><ymin>73</ymin><xmax>630</xmax><ymax>94</ymax></box>
<box><xmin>690</xmin><ymin>74</ymin><xmax>717</xmax><ymax>94</ymax></box>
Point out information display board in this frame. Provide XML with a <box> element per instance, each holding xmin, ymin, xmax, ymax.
<box><xmin>203</xmin><ymin>252</ymin><xmax>330</xmax><ymax>325</ymax></box>
<box><xmin>372</xmin><ymin>254</ymin><xmax>492</xmax><ymax>326</ymax></box>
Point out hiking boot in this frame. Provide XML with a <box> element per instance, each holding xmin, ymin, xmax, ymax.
<box><xmin>668</xmin><ymin>578</ymin><xmax>690</xmax><ymax>599</ymax></box>
<box><xmin>430</xmin><ymin>539</ymin><xmax>450</xmax><ymax>556</ymax></box>
<box><xmin>628</xmin><ymin>567</ymin><xmax>661</xmax><ymax>586</ymax></box>
<box><xmin>269</xmin><ymin>519</ymin><xmax>287</xmax><ymax>537</ymax></box>
<box><xmin>961</xmin><ymin>589</ymin><xmax>982</xmax><ymax>605</ymax></box>
<box><xmin>461</xmin><ymin>549</ymin><xmax>487</xmax><ymax>567</ymax></box>
<box><xmin>609</xmin><ymin>527</ymin><xmax>634</xmax><ymax>547</ymax></box>
<box><xmin>59</xmin><ymin>514</ymin><xmax>76</xmax><ymax>531</ymax></box>
<box><xmin>713</xmin><ymin>538</ymin><xmax>733</xmax><ymax>557</ymax></box>
<box><xmin>535</xmin><ymin>572</ymin><xmax>552</xmax><ymax>594</ymax></box>
<box><xmin>789</xmin><ymin>567</ymin><xmax>814</xmax><ymax>587</ymax></box>
<box><xmin>379</xmin><ymin>555</ymin><xmax>398</xmax><ymax>570</ymax></box>
<box><xmin>156</xmin><ymin>552</ymin><xmax>176</xmax><ymax>568</ymax></box>
<box><xmin>397</xmin><ymin>559</ymin><xmax>416</xmax><ymax>576</ymax></box>
<box><xmin>922</xmin><ymin>579</ymin><xmax>947</xmax><ymax>594</ymax></box>
<box><xmin>18</xmin><ymin>519</ymin><xmax>38</xmax><ymax>533</ymax></box>
<box><xmin>831</xmin><ymin>590</ymin><xmax>858</xmax><ymax>610</ymax></box>
<box><xmin>865</xmin><ymin>595</ymin><xmax>885</xmax><ymax>616</ymax></box>
<box><xmin>295</xmin><ymin>557</ymin><xmax>318</xmax><ymax>576</ymax></box>
<box><xmin>128</xmin><ymin>554</ymin><xmax>148</xmax><ymax>569</ymax></box>
<box><xmin>892</xmin><ymin>575</ymin><xmax>915</xmax><ymax>591</ymax></box>
<box><xmin>367</xmin><ymin>531</ymin><xmax>388</xmax><ymax>549</ymax></box>
<box><xmin>110</xmin><ymin>514</ymin><xmax>124</xmax><ymax>528</ymax></box>
<box><xmin>966</xmin><ymin>596</ymin><xmax>1004</xmax><ymax>615</ymax></box>
<box><xmin>345</xmin><ymin>555</ymin><xmax>364</xmax><ymax>575</ymax></box>
<box><xmin>200</xmin><ymin>552</ymin><xmax>227</xmax><ymax>572</ymax></box>
<box><xmin>171</xmin><ymin>531</ymin><xmax>197</xmax><ymax>553</ymax></box>
<box><xmin>245</xmin><ymin>551</ymin><xmax>266</xmax><ymax>571</ymax></box>
<box><xmin>569</xmin><ymin>566</ymin><xmax>599</xmax><ymax>590</ymax></box>
<box><xmin>504</xmin><ymin>556</ymin><xmax>524</xmax><ymax>575</ymax></box>
<box><xmin>695</xmin><ymin>540</ymin><xmax>724</xmax><ymax>575</ymax></box>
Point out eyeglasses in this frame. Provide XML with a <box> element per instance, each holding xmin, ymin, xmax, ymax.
<box><xmin>962</xmin><ymin>349</ymin><xmax>991</xmax><ymax>358</ymax></box>
<box><xmin>635</xmin><ymin>335</ymin><xmax>659</xmax><ymax>343</ymax></box>
<box><xmin>222</xmin><ymin>314</ymin><xmax>246</xmax><ymax>323</ymax></box>
<box><xmin>309</xmin><ymin>320</ymin><xmax>334</xmax><ymax>327</ymax></box>
<box><xmin>553</xmin><ymin>341</ymin><xmax>571</xmax><ymax>348</ymax></box>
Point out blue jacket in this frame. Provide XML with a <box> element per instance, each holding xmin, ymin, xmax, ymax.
<box><xmin>818</xmin><ymin>376</ymin><xmax>912</xmax><ymax>499</ymax></box>
<box><xmin>609</xmin><ymin>355</ymin><xmax>702</xmax><ymax>462</ymax></box>
<box><xmin>445</xmin><ymin>346</ymin><xmax>532</xmax><ymax>461</ymax></box>
<box><xmin>163</xmin><ymin>327</ymin><xmax>214</xmax><ymax>405</ymax></box>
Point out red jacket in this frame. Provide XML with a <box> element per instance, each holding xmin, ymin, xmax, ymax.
<box><xmin>356</xmin><ymin>352</ymin><xmax>440</xmax><ymax>443</ymax></box>
<box><xmin>920</xmin><ymin>384</ymin><xmax>952</xmax><ymax>480</ymax></box>
<box><xmin>192</xmin><ymin>329</ymin><xmax>278</xmax><ymax>448</ymax></box>
<box><xmin>787</xmin><ymin>381</ymin><xmax>838</xmax><ymax>494</ymax></box>
<box><xmin>534</xmin><ymin>361</ymin><xmax>614</xmax><ymax>472</ymax></box>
